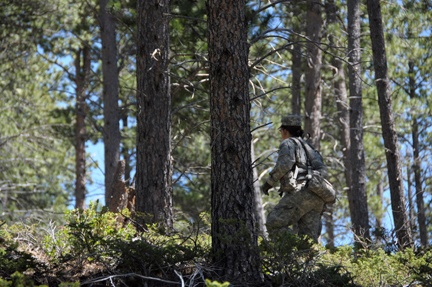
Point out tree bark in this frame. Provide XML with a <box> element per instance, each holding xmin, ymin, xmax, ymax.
<box><xmin>304</xmin><ymin>0</ymin><xmax>323</xmax><ymax>149</ymax></box>
<box><xmin>99</xmin><ymin>0</ymin><xmax>121</xmax><ymax>208</ymax></box>
<box><xmin>347</xmin><ymin>0</ymin><xmax>371</xmax><ymax>245</ymax></box>
<box><xmin>408</xmin><ymin>61</ymin><xmax>428</xmax><ymax>246</ymax></box>
<box><xmin>325</xmin><ymin>0</ymin><xmax>346</xmax><ymax>248</ymax></box>
<box><xmin>290</xmin><ymin>3</ymin><xmax>303</xmax><ymax>116</ymax></box>
<box><xmin>208</xmin><ymin>0</ymin><xmax>262</xmax><ymax>283</ymax></box>
<box><xmin>121</xmin><ymin>115</ymin><xmax>132</xmax><ymax>185</ymax></box>
<box><xmin>366</xmin><ymin>0</ymin><xmax>412</xmax><ymax>248</ymax></box>
<box><xmin>252</xmin><ymin>140</ymin><xmax>267</xmax><ymax>237</ymax></box>
<box><xmin>136</xmin><ymin>0</ymin><xmax>173</xmax><ymax>229</ymax></box>
<box><xmin>291</xmin><ymin>38</ymin><xmax>302</xmax><ymax>115</ymax></box>
<box><xmin>74</xmin><ymin>46</ymin><xmax>91</xmax><ymax>209</ymax></box>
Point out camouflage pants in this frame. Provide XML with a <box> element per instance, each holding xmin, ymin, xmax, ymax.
<box><xmin>266</xmin><ymin>189</ymin><xmax>325</xmax><ymax>242</ymax></box>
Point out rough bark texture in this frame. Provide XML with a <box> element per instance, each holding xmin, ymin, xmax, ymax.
<box><xmin>347</xmin><ymin>0</ymin><xmax>371</xmax><ymax>244</ymax></box>
<box><xmin>376</xmin><ymin>180</ymin><xmax>384</xmax><ymax>229</ymax></box>
<box><xmin>107</xmin><ymin>160</ymin><xmax>127</xmax><ymax>212</ymax></box>
<box><xmin>136</xmin><ymin>0</ymin><xmax>173</xmax><ymax>229</ymax></box>
<box><xmin>304</xmin><ymin>0</ymin><xmax>323</xmax><ymax>149</ymax></box>
<box><xmin>252</xmin><ymin>140</ymin><xmax>267</xmax><ymax>237</ymax></box>
<box><xmin>366</xmin><ymin>0</ymin><xmax>412</xmax><ymax>248</ymax></box>
<box><xmin>208</xmin><ymin>0</ymin><xmax>262</xmax><ymax>283</ymax></box>
<box><xmin>100</xmin><ymin>0</ymin><xmax>121</xmax><ymax>207</ymax></box>
<box><xmin>325</xmin><ymin>0</ymin><xmax>346</xmax><ymax>247</ymax></box>
<box><xmin>74</xmin><ymin>46</ymin><xmax>91</xmax><ymax>209</ymax></box>
<box><xmin>107</xmin><ymin>160</ymin><xmax>136</xmax><ymax>215</ymax></box>
<box><xmin>409</xmin><ymin>61</ymin><xmax>428</xmax><ymax>246</ymax></box>
<box><xmin>291</xmin><ymin>36</ymin><xmax>302</xmax><ymax>115</ymax></box>
<box><xmin>121</xmin><ymin>115</ymin><xmax>132</xmax><ymax>185</ymax></box>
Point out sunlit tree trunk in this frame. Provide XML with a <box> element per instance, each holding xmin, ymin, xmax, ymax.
<box><xmin>374</xmin><ymin>179</ymin><xmax>384</xmax><ymax>242</ymax></box>
<box><xmin>252</xmin><ymin>140</ymin><xmax>267</xmax><ymax>237</ymax></box>
<box><xmin>291</xmin><ymin>38</ymin><xmax>302</xmax><ymax>115</ymax></box>
<box><xmin>290</xmin><ymin>3</ymin><xmax>303</xmax><ymax>116</ymax></box>
<box><xmin>74</xmin><ymin>46</ymin><xmax>91</xmax><ymax>209</ymax></box>
<box><xmin>121</xmin><ymin>115</ymin><xmax>132</xmax><ymax>185</ymax></box>
<box><xmin>208</xmin><ymin>0</ymin><xmax>262</xmax><ymax>283</ymax></box>
<box><xmin>408</xmin><ymin>61</ymin><xmax>428</xmax><ymax>246</ymax></box>
<box><xmin>407</xmin><ymin>165</ymin><xmax>415</xmax><ymax>235</ymax></box>
<box><xmin>325</xmin><ymin>0</ymin><xmax>346</xmax><ymax>248</ymax></box>
<box><xmin>136</xmin><ymin>0</ymin><xmax>173</xmax><ymax>229</ymax></box>
<box><xmin>348</xmin><ymin>0</ymin><xmax>371</xmax><ymax>245</ymax></box>
<box><xmin>304</xmin><ymin>0</ymin><xmax>323</xmax><ymax>149</ymax></box>
<box><xmin>100</xmin><ymin>0</ymin><xmax>121</xmax><ymax>208</ymax></box>
<box><xmin>366</xmin><ymin>0</ymin><xmax>412</xmax><ymax>248</ymax></box>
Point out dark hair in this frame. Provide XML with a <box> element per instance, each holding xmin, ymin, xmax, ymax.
<box><xmin>281</xmin><ymin>125</ymin><xmax>304</xmax><ymax>137</ymax></box>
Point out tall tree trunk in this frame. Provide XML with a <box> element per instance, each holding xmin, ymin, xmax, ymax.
<box><xmin>375</xmin><ymin>180</ymin><xmax>384</xmax><ymax>242</ymax></box>
<box><xmin>304</xmin><ymin>0</ymin><xmax>323</xmax><ymax>149</ymax></box>
<box><xmin>290</xmin><ymin>2</ymin><xmax>303</xmax><ymax>116</ymax></box>
<box><xmin>74</xmin><ymin>46</ymin><xmax>91</xmax><ymax>209</ymax></box>
<box><xmin>99</xmin><ymin>0</ymin><xmax>121</xmax><ymax>208</ymax></box>
<box><xmin>252</xmin><ymin>140</ymin><xmax>267</xmax><ymax>237</ymax></box>
<box><xmin>366</xmin><ymin>0</ymin><xmax>412</xmax><ymax>248</ymax></box>
<box><xmin>208</xmin><ymin>0</ymin><xmax>262</xmax><ymax>283</ymax></box>
<box><xmin>136</xmin><ymin>0</ymin><xmax>173</xmax><ymax>229</ymax></box>
<box><xmin>291</xmin><ymin>38</ymin><xmax>302</xmax><ymax>115</ymax></box>
<box><xmin>406</xmin><ymin>165</ymin><xmax>415</xmax><ymax>235</ymax></box>
<box><xmin>121</xmin><ymin>115</ymin><xmax>132</xmax><ymax>185</ymax></box>
<box><xmin>325</xmin><ymin>0</ymin><xmax>346</xmax><ymax>248</ymax></box>
<box><xmin>408</xmin><ymin>61</ymin><xmax>428</xmax><ymax>246</ymax></box>
<box><xmin>347</xmin><ymin>0</ymin><xmax>371</xmax><ymax>245</ymax></box>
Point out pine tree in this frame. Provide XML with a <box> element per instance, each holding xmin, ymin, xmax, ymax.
<box><xmin>136</xmin><ymin>0</ymin><xmax>173</xmax><ymax>229</ymax></box>
<box><xmin>208</xmin><ymin>0</ymin><xmax>262</xmax><ymax>282</ymax></box>
<box><xmin>366</xmin><ymin>0</ymin><xmax>412</xmax><ymax>248</ymax></box>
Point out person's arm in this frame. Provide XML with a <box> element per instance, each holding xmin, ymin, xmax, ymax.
<box><xmin>262</xmin><ymin>140</ymin><xmax>296</xmax><ymax>194</ymax></box>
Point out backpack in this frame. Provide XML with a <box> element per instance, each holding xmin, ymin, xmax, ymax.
<box><xmin>291</xmin><ymin>138</ymin><xmax>336</xmax><ymax>204</ymax></box>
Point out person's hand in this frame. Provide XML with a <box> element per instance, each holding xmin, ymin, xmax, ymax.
<box><xmin>261</xmin><ymin>182</ymin><xmax>272</xmax><ymax>195</ymax></box>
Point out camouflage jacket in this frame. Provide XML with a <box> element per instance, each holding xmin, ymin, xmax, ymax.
<box><xmin>265</xmin><ymin>137</ymin><xmax>314</xmax><ymax>192</ymax></box>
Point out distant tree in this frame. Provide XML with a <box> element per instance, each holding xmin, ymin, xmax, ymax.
<box><xmin>74</xmin><ymin>45</ymin><xmax>91</xmax><ymax>210</ymax></box>
<box><xmin>99</xmin><ymin>0</ymin><xmax>121</xmax><ymax>210</ymax></box>
<box><xmin>0</xmin><ymin>0</ymin><xmax>74</xmax><ymax>220</ymax></box>
<box><xmin>208</xmin><ymin>0</ymin><xmax>262</xmax><ymax>283</ymax></box>
<box><xmin>384</xmin><ymin>0</ymin><xmax>431</xmax><ymax>247</ymax></box>
<box><xmin>408</xmin><ymin>61</ymin><xmax>428</xmax><ymax>246</ymax></box>
<box><xmin>136</xmin><ymin>0</ymin><xmax>173</xmax><ymax>228</ymax></box>
<box><xmin>366</xmin><ymin>0</ymin><xmax>412</xmax><ymax>248</ymax></box>
<box><xmin>290</xmin><ymin>3</ymin><xmax>303</xmax><ymax>115</ymax></box>
<box><xmin>252</xmin><ymin>141</ymin><xmax>267</xmax><ymax>237</ymax></box>
<box><xmin>347</xmin><ymin>0</ymin><xmax>371</xmax><ymax>245</ymax></box>
<box><xmin>304</xmin><ymin>0</ymin><xmax>323</xmax><ymax>148</ymax></box>
<box><xmin>325</xmin><ymin>0</ymin><xmax>346</xmax><ymax>248</ymax></box>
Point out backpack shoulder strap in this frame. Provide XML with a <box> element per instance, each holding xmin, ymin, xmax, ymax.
<box><xmin>288</xmin><ymin>137</ymin><xmax>314</xmax><ymax>179</ymax></box>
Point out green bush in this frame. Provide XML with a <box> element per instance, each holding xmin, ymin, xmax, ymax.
<box><xmin>260</xmin><ymin>233</ymin><xmax>358</xmax><ymax>287</ymax></box>
<box><xmin>395</xmin><ymin>247</ymin><xmax>432</xmax><ymax>286</ymax></box>
<box><xmin>0</xmin><ymin>272</ymin><xmax>48</xmax><ymax>287</ymax></box>
<box><xmin>0</xmin><ymin>241</ymin><xmax>41</xmax><ymax>278</ymax></box>
<box><xmin>41</xmin><ymin>202</ymin><xmax>211</xmax><ymax>285</ymax></box>
<box><xmin>2</xmin><ymin>204</ymin><xmax>432</xmax><ymax>286</ymax></box>
<box><xmin>205</xmin><ymin>279</ymin><xmax>230</xmax><ymax>287</ymax></box>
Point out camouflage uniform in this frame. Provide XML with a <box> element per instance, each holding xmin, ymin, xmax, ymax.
<box><xmin>264</xmin><ymin>122</ymin><xmax>325</xmax><ymax>242</ymax></box>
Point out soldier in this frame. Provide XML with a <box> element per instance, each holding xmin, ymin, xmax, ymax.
<box><xmin>261</xmin><ymin>115</ymin><xmax>326</xmax><ymax>242</ymax></box>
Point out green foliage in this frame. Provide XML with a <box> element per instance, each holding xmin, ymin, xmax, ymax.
<box><xmin>261</xmin><ymin>234</ymin><xmax>358</xmax><ymax>287</ymax></box>
<box><xmin>395</xmin><ymin>247</ymin><xmax>432</xmax><ymax>286</ymax></box>
<box><xmin>0</xmin><ymin>242</ymin><xmax>41</xmax><ymax>279</ymax></box>
<box><xmin>205</xmin><ymin>279</ymin><xmax>230</xmax><ymax>287</ymax></box>
<box><xmin>42</xmin><ymin>202</ymin><xmax>136</xmax><ymax>264</ymax></box>
<box><xmin>2</xmin><ymin>209</ymin><xmax>432</xmax><ymax>286</ymax></box>
<box><xmin>262</xmin><ymin>239</ymin><xmax>432</xmax><ymax>286</ymax></box>
<box><xmin>40</xmin><ymin>202</ymin><xmax>211</xmax><ymax>284</ymax></box>
<box><xmin>58</xmin><ymin>283</ymin><xmax>80</xmax><ymax>287</ymax></box>
<box><xmin>0</xmin><ymin>272</ymin><xmax>48</xmax><ymax>287</ymax></box>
